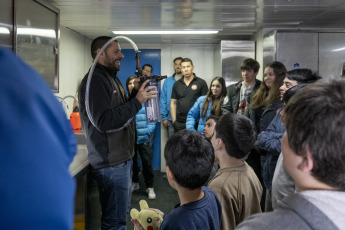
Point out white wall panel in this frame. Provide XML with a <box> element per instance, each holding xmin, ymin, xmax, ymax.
<box><xmin>55</xmin><ymin>26</ymin><xmax>91</xmax><ymax>116</ymax></box>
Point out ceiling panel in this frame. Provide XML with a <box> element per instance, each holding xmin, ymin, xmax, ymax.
<box><xmin>42</xmin><ymin>0</ymin><xmax>345</xmax><ymax>43</ymax></box>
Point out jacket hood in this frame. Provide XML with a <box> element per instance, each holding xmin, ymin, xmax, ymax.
<box><xmin>280</xmin><ymin>193</ymin><xmax>339</xmax><ymax>229</ymax></box>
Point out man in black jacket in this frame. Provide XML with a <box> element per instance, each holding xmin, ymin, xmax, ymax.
<box><xmin>78</xmin><ymin>36</ymin><xmax>157</xmax><ymax>230</ymax></box>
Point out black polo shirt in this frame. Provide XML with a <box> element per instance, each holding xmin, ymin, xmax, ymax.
<box><xmin>171</xmin><ymin>74</ymin><xmax>208</xmax><ymax>122</ymax></box>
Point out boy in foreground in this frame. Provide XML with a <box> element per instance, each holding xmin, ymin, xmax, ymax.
<box><xmin>132</xmin><ymin>130</ymin><xmax>222</xmax><ymax>230</ymax></box>
<box><xmin>208</xmin><ymin>113</ymin><xmax>262</xmax><ymax>230</ymax></box>
<box><xmin>236</xmin><ymin>78</ymin><xmax>345</xmax><ymax>229</ymax></box>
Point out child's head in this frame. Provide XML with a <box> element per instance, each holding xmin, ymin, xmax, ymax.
<box><xmin>285</xmin><ymin>68</ymin><xmax>321</xmax><ymax>84</ymax></box>
<box><xmin>164</xmin><ymin>129</ymin><xmax>214</xmax><ymax>190</ymax></box>
<box><xmin>213</xmin><ymin>113</ymin><xmax>256</xmax><ymax>159</ymax></box>
<box><xmin>240</xmin><ymin>58</ymin><xmax>260</xmax><ymax>73</ymax></box>
<box><xmin>203</xmin><ymin>115</ymin><xmax>219</xmax><ymax>139</ymax></box>
<box><xmin>280</xmin><ymin>84</ymin><xmax>306</xmax><ymax>126</ymax></box>
<box><xmin>284</xmin><ymin>78</ymin><xmax>345</xmax><ymax>190</ymax></box>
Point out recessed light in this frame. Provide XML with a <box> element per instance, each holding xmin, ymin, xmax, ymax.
<box><xmin>112</xmin><ymin>30</ymin><xmax>219</xmax><ymax>35</ymax></box>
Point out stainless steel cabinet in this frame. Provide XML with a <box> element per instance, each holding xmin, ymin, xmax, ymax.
<box><xmin>264</xmin><ymin>31</ymin><xmax>318</xmax><ymax>71</ymax></box>
<box><xmin>221</xmin><ymin>40</ymin><xmax>255</xmax><ymax>86</ymax></box>
<box><xmin>264</xmin><ymin>30</ymin><xmax>345</xmax><ymax>78</ymax></box>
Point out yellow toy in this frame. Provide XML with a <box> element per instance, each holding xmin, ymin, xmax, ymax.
<box><xmin>130</xmin><ymin>200</ymin><xmax>163</xmax><ymax>230</ymax></box>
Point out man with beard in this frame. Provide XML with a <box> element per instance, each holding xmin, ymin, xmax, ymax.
<box><xmin>160</xmin><ymin>57</ymin><xmax>183</xmax><ymax>137</ymax></box>
<box><xmin>78</xmin><ymin>36</ymin><xmax>157</xmax><ymax>230</ymax></box>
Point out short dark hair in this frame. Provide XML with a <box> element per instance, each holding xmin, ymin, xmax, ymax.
<box><xmin>142</xmin><ymin>64</ymin><xmax>153</xmax><ymax>72</ymax></box>
<box><xmin>173</xmin><ymin>57</ymin><xmax>183</xmax><ymax>63</ymax></box>
<box><xmin>181</xmin><ymin>58</ymin><xmax>193</xmax><ymax>66</ymax></box>
<box><xmin>285</xmin><ymin>78</ymin><xmax>345</xmax><ymax>190</ymax></box>
<box><xmin>286</xmin><ymin>68</ymin><xmax>322</xmax><ymax>84</ymax></box>
<box><xmin>240</xmin><ymin>58</ymin><xmax>260</xmax><ymax>73</ymax></box>
<box><xmin>282</xmin><ymin>84</ymin><xmax>306</xmax><ymax>104</ymax></box>
<box><xmin>91</xmin><ymin>36</ymin><xmax>113</xmax><ymax>59</ymax></box>
<box><xmin>206</xmin><ymin>115</ymin><xmax>220</xmax><ymax>123</ymax></box>
<box><xmin>164</xmin><ymin>130</ymin><xmax>214</xmax><ymax>190</ymax></box>
<box><xmin>215</xmin><ymin>113</ymin><xmax>256</xmax><ymax>159</ymax></box>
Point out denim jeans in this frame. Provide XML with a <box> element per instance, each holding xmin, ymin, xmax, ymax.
<box><xmin>92</xmin><ymin>159</ymin><xmax>132</xmax><ymax>230</ymax></box>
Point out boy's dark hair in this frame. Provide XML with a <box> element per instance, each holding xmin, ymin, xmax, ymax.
<box><xmin>240</xmin><ymin>58</ymin><xmax>260</xmax><ymax>73</ymax></box>
<box><xmin>181</xmin><ymin>58</ymin><xmax>193</xmax><ymax>66</ymax></box>
<box><xmin>91</xmin><ymin>36</ymin><xmax>113</xmax><ymax>60</ymax></box>
<box><xmin>142</xmin><ymin>64</ymin><xmax>153</xmax><ymax>72</ymax></box>
<box><xmin>286</xmin><ymin>68</ymin><xmax>322</xmax><ymax>84</ymax></box>
<box><xmin>164</xmin><ymin>130</ymin><xmax>214</xmax><ymax>190</ymax></box>
<box><xmin>215</xmin><ymin>113</ymin><xmax>256</xmax><ymax>159</ymax></box>
<box><xmin>206</xmin><ymin>115</ymin><xmax>220</xmax><ymax>123</ymax></box>
<box><xmin>285</xmin><ymin>78</ymin><xmax>345</xmax><ymax>190</ymax></box>
<box><xmin>173</xmin><ymin>57</ymin><xmax>183</xmax><ymax>63</ymax></box>
<box><xmin>282</xmin><ymin>84</ymin><xmax>306</xmax><ymax>104</ymax></box>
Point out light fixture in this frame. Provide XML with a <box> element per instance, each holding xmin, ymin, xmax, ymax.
<box><xmin>112</xmin><ymin>30</ymin><xmax>219</xmax><ymax>35</ymax></box>
<box><xmin>332</xmin><ymin>47</ymin><xmax>345</xmax><ymax>52</ymax></box>
<box><xmin>0</xmin><ymin>27</ymin><xmax>10</xmax><ymax>34</ymax></box>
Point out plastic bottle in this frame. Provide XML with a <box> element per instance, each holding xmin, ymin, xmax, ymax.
<box><xmin>144</xmin><ymin>79</ymin><xmax>161</xmax><ymax>123</ymax></box>
<box><xmin>70</xmin><ymin>106</ymin><xmax>81</xmax><ymax>130</ymax></box>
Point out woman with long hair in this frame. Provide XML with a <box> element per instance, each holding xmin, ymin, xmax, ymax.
<box><xmin>250</xmin><ymin>61</ymin><xmax>287</xmax><ymax>212</ymax></box>
<box><xmin>250</xmin><ymin>61</ymin><xmax>286</xmax><ymax>133</ymax></box>
<box><xmin>186</xmin><ymin>76</ymin><xmax>227</xmax><ymax>133</ymax></box>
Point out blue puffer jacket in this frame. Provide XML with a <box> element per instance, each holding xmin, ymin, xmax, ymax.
<box><xmin>257</xmin><ymin>108</ymin><xmax>285</xmax><ymax>190</ymax></box>
<box><xmin>136</xmin><ymin>106</ymin><xmax>157</xmax><ymax>144</ymax></box>
<box><xmin>160</xmin><ymin>75</ymin><xmax>176</xmax><ymax>121</ymax></box>
<box><xmin>186</xmin><ymin>95</ymin><xmax>211</xmax><ymax>134</ymax></box>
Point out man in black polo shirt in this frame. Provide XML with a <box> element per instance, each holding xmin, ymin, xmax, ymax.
<box><xmin>170</xmin><ymin>58</ymin><xmax>208</xmax><ymax>132</ymax></box>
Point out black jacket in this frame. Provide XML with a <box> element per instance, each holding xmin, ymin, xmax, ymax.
<box><xmin>78</xmin><ymin>64</ymin><xmax>141</xmax><ymax>169</ymax></box>
<box><xmin>250</xmin><ymin>98</ymin><xmax>283</xmax><ymax>134</ymax></box>
<box><xmin>221</xmin><ymin>80</ymin><xmax>262</xmax><ymax>117</ymax></box>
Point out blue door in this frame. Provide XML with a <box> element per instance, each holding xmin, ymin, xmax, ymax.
<box><xmin>118</xmin><ymin>49</ymin><xmax>161</xmax><ymax>170</ymax></box>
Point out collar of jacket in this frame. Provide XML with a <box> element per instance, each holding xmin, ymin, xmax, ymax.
<box><xmin>96</xmin><ymin>63</ymin><xmax>118</xmax><ymax>78</ymax></box>
<box><xmin>235</xmin><ymin>79</ymin><xmax>262</xmax><ymax>89</ymax></box>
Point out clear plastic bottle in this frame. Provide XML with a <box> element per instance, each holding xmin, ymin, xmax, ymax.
<box><xmin>144</xmin><ymin>79</ymin><xmax>161</xmax><ymax>123</ymax></box>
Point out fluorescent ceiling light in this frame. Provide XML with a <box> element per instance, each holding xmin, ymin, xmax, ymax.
<box><xmin>112</xmin><ymin>30</ymin><xmax>219</xmax><ymax>35</ymax></box>
<box><xmin>0</xmin><ymin>27</ymin><xmax>10</xmax><ymax>34</ymax></box>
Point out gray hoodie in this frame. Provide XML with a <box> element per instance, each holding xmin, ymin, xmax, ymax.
<box><xmin>236</xmin><ymin>191</ymin><xmax>345</xmax><ymax>230</ymax></box>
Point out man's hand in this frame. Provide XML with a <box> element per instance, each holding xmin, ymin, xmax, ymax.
<box><xmin>135</xmin><ymin>79</ymin><xmax>158</xmax><ymax>104</ymax></box>
<box><xmin>163</xmin><ymin>120</ymin><xmax>169</xmax><ymax>128</ymax></box>
<box><xmin>133</xmin><ymin>75</ymin><xmax>150</xmax><ymax>91</ymax></box>
<box><xmin>133</xmin><ymin>77</ymin><xmax>141</xmax><ymax>91</ymax></box>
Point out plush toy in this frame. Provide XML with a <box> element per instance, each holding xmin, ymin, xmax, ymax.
<box><xmin>130</xmin><ymin>200</ymin><xmax>163</xmax><ymax>230</ymax></box>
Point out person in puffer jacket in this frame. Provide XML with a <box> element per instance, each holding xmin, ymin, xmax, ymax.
<box><xmin>186</xmin><ymin>77</ymin><xmax>227</xmax><ymax>133</ymax></box>
<box><xmin>126</xmin><ymin>76</ymin><xmax>157</xmax><ymax>200</ymax></box>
